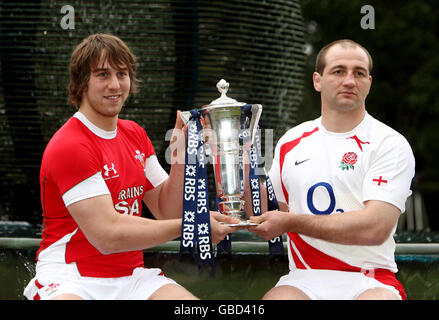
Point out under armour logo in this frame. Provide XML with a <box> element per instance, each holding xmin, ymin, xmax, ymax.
<box><xmin>103</xmin><ymin>163</ymin><xmax>117</xmax><ymax>177</ymax></box>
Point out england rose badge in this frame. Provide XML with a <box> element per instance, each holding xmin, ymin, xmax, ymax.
<box><xmin>339</xmin><ymin>152</ymin><xmax>357</xmax><ymax>170</ymax></box>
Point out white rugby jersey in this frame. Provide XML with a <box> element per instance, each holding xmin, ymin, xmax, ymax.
<box><xmin>268</xmin><ymin>112</ymin><xmax>415</xmax><ymax>273</ymax></box>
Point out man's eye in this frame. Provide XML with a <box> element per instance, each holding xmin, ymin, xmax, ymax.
<box><xmin>97</xmin><ymin>72</ymin><xmax>107</xmax><ymax>77</ymax></box>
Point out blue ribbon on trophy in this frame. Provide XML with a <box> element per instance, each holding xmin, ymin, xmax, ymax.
<box><xmin>215</xmin><ymin>195</ymin><xmax>232</xmax><ymax>256</ymax></box>
<box><xmin>264</xmin><ymin>171</ymin><xmax>285</xmax><ymax>258</ymax></box>
<box><xmin>248</xmin><ymin>126</ymin><xmax>285</xmax><ymax>259</ymax></box>
<box><xmin>180</xmin><ymin>109</ymin><xmax>215</xmax><ymax>270</ymax></box>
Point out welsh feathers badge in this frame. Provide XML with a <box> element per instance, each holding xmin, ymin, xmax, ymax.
<box><xmin>339</xmin><ymin>152</ymin><xmax>357</xmax><ymax>170</ymax></box>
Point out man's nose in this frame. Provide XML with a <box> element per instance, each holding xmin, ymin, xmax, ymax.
<box><xmin>108</xmin><ymin>73</ymin><xmax>121</xmax><ymax>90</ymax></box>
<box><xmin>342</xmin><ymin>72</ymin><xmax>356</xmax><ymax>87</ymax></box>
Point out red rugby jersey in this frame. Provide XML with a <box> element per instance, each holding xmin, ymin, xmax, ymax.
<box><xmin>37</xmin><ymin>112</ymin><xmax>167</xmax><ymax>277</ymax></box>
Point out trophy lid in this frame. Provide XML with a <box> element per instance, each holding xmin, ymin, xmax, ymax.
<box><xmin>202</xmin><ymin>79</ymin><xmax>245</xmax><ymax>109</ymax></box>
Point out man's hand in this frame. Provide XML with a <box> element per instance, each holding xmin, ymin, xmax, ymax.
<box><xmin>248</xmin><ymin>210</ymin><xmax>291</xmax><ymax>241</ymax></box>
<box><xmin>169</xmin><ymin>110</ymin><xmax>187</xmax><ymax>165</ymax></box>
<box><xmin>209</xmin><ymin>211</ymin><xmax>244</xmax><ymax>244</ymax></box>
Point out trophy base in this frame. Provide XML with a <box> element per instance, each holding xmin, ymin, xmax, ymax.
<box><xmin>222</xmin><ymin>220</ymin><xmax>258</xmax><ymax>227</ymax></box>
<box><xmin>221</xmin><ymin>212</ymin><xmax>258</xmax><ymax>226</ymax></box>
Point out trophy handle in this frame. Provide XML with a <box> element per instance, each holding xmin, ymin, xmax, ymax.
<box><xmin>249</xmin><ymin>104</ymin><xmax>262</xmax><ymax>146</ymax></box>
<box><xmin>179</xmin><ymin>110</ymin><xmax>192</xmax><ymax>125</ymax></box>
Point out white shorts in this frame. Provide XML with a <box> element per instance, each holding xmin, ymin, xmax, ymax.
<box><xmin>275</xmin><ymin>269</ymin><xmax>403</xmax><ymax>300</ymax></box>
<box><xmin>23</xmin><ymin>267</ymin><xmax>179</xmax><ymax>300</ymax></box>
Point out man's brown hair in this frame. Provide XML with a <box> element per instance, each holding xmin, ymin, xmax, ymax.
<box><xmin>315</xmin><ymin>39</ymin><xmax>373</xmax><ymax>75</ymax></box>
<box><xmin>68</xmin><ymin>33</ymin><xmax>138</xmax><ymax>107</ymax></box>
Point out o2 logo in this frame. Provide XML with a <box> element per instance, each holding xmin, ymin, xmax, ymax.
<box><xmin>306</xmin><ymin>182</ymin><xmax>344</xmax><ymax>215</ymax></box>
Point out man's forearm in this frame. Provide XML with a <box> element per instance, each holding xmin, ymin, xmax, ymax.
<box><xmin>105</xmin><ymin>214</ymin><xmax>182</xmax><ymax>253</ymax></box>
<box><xmin>251</xmin><ymin>200</ymin><xmax>399</xmax><ymax>246</ymax></box>
<box><xmin>158</xmin><ymin>162</ymin><xmax>185</xmax><ymax>219</ymax></box>
<box><xmin>285</xmin><ymin>207</ymin><xmax>394</xmax><ymax>246</ymax></box>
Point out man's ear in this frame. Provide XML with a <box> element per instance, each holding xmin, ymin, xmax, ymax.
<box><xmin>313</xmin><ymin>72</ymin><xmax>321</xmax><ymax>92</ymax></box>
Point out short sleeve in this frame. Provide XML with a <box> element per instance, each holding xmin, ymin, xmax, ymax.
<box><xmin>135</xmin><ymin>125</ymin><xmax>169</xmax><ymax>188</ymax></box>
<box><xmin>44</xmin><ymin>136</ymin><xmax>102</xmax><ymax>197</ymax></box>
<box><xmin>362</xmin><ymin>136</ymin><xmax>415</xmax><ymax>213</ymax></box>
<box><xmin>62</xmin><ymin>171</ymin><xmax>110</xmax><ymax>207</ymax></box>
<box><xmin>144</xmin><ymin>155</ymin><xmax>168</xmax><ymax>188</ymax></box>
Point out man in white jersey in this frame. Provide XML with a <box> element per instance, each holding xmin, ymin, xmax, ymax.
<box><xmin>248</xmin><ymin>39</ymin><xmax>415</xmax><ymax>300</ymax></box>
<box><xmin>23</xmin><ymin>34</ymin><xmax>239</xmax><ymax>300</ymax></box>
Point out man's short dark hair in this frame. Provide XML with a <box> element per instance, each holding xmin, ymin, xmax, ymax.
<box><xmin>315</xmin><ymin>39</ymin><xmax>373</xmax><ymax>75</ymax></box>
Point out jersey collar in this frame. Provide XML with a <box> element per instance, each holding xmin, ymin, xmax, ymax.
<box><xmin>318</xmin><ymin>112</ymin><xmax>371</xmax><ymax>138</ymax></box>
<box><xmin>73</xmin><ymin>111</ymin><xmax>117</xmax><ymax>139</ymax></box>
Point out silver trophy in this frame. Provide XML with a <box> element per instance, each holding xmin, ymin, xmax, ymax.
<box><xmin>181</xmin><ymin>79</ymin><xmax>262</xmax><ymax>226</ymax></box>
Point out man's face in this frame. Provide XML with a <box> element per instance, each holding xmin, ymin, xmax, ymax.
<box><xmin>313</xmin><ymin>44</ymin><xmax>372</xmax><ymax>112</ymax></box>
<box><xmin>81</xmin><ymin>53</ymin><xmax>131</xmax><ymax>118</ymax></box>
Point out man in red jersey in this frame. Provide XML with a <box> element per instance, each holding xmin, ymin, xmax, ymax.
<box><xmin>24</xmin><ymin>34</ymin><xmax>238</xmax><ymax>300</ymax></box>
<box><xmin>247</xmin><ymin>40</ymin><xmax>415</xmax><ymax>300</ymax></box>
